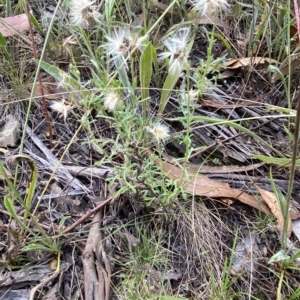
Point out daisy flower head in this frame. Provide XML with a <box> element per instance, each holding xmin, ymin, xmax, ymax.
<box><xmin>146</xmin><ymin>122</ymin><xmax>170</xmax><ymax>143</ymax></box>
<box><xmin>158</xmin><ymin>27</ymin><xmax>192</xmax><ymax>75</ymax></box>
<box><xmin>69</xmin><ymin>0</ymin><xmax>101</xmax><ymax>28</ymax></box>
<box><xmin>191</xmin><ymin>0</ymin><xmax>230</xmax><ymax>16</ymax></box>
<box><xmin>103</xmin><ymin>90</ymin><xmax>121</xmax><ymax>111</ymax></box>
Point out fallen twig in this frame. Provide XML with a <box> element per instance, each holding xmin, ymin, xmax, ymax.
<box><xmin>62</xmin><ymin>197</ymin><xmax>113</xmax><ymax>235</ymax></box>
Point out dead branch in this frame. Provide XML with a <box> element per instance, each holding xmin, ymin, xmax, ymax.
<box><xmin>82</xmin><ymin>211</ymin><xmax>110</xmax><ymax>300</ymax></box>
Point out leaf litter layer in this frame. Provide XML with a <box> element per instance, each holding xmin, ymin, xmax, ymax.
<box><xmin>1</xmin><ymin>0</ymin><xmax>300</xmax><ymax>299</ymax></box>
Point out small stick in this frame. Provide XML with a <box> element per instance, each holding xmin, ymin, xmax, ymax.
<box><xmin>62</xmin><ymin>197</ymin><xmax>113</xmax><ymax>235</ymax></box>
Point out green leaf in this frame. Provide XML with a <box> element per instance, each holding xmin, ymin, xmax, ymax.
<box><xmin>140</xmin><ymin>42</ymin><xmax>153</xmax><ymax>119</ymax></box>
<box><xmin>157</xmin><ymin>33</ymin><xmax>194</xmax><ymax>120</ymax></box>
<box><xmin>0</xmin><ymin>32</ymin><xmax>12</xmax><ymax>63</ymax></box>
<box><xmin>270</xmin><ymin>172</ymin><xmax>287</xmax><ymax>216</ymax></box>
<box><xmin>140</xmin><ymin>42</ymin><xmax>152</xmax><ymax>102</ymax></box>
<box><xmin>152</xmin><ymin>45</ymin><xmax>159</xmax><ymax>76</ymax></box>
<box><xmin>2</xmin><ymin>157</ymin><xmax>56</xmax><ymax>249</ymax></box>
<box><xmin>29</xmin><ymin>13</ymin><xmax>43</xmax><ymax>34</ymax></box>
<box><xmin>207</xmin><ymin>31</ymin><xmax>233</xmax><ymax>54</ymax></box>
<box><xmin>159</xmin><ymin>297</ymin><xmax>189</xmax><ymax>300</ymax></box>
<box><xmin>113</xmin><ymin>56</ymin><xmax>132</xmax><ymax>95</ymax></box>
<box><xmin>252</xmin><ymin>154</ymin><xmax>300</xmax><ymax>167</ymax></box>
<box><xmin>269</xmin><ymin>65</ymin><xmax>288</xmax><ymax>95</ymax></box>
<box><xmin>268</xmin><ymin>249</ymin><xmax>290</xmax><ymax>264</ymax></box>
<box><xmin>0</xmin><ymin>161</ymin><xmax>23</xmax><ymax>204</ymax></box>
<box><xmin>21</xmin><ymin>155</ymin><xmax>37</xmax><ymax>226</ymax></box>
<box><xmin>4</xmin><ymin>195</ymin><xmax>22</xmax><ymax>223</ymax></box>
<box><xmin>287</xmin><ymin>249</ymin><xmax>300</xmax><ymax>264</ymax></box>
<box><xmin>38</xmin><ymin>60</ymin><xmax>92</xmax><ymax>98</ymax></box>
<box><xmin>21</xmin><ymin>243</ymin><xmax>58</xmax><ymax>252</ymax></box>
<box><xmin>59</xmin><ymin>216</ymin><xmax>71</xmax><ymax>232</ymax></box>
<box><xmin>105</xmin><ymin>0</ymin><xmax>116</xmax><ymax>22</ymax></box>
<box><xmin>157</xmin><ymin>67</ymin><xmax>181</xmax><ymax>120</ymax></box>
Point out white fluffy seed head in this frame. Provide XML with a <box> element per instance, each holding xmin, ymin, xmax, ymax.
<box><xmin>180</xmin><ymin>89</ymin><xmax>199</xmax><ymax>106</ymax></box>
<box><xmin>191</xmin><ymin>0</ymin><xmax>230</xmax><ymax>16</ymax></box>
<box><xmin>104</xmin><ymin>27</ymin><xmax>148</xmax><ymax>69</ymax></box>
<box><xmin>104</xmin><ymin>28</ymin><xmax>128</xmax><ymax>57</ymax></box>
<box><xmin>146</xmin><ymin>123</ymin><xmax>170</xmax><ymax>142</ymax></box>
<box><xmin>158</xmin><ymin>27</ymin><xmax>192</xmax><ymax>75</ymax></box>
<box><xmin>103</xmin><ymin>90</ymin><xmax>121</xmax><ymax>111</ymax></box>
<box><xmin>49</xmin><ymin>99</ymin><xmax>73</xmax><ymax>120</ymax></box>
<box><xmin>69</xmin><ymin>0</ymin><xmax>100</xmax><ymax>28</ymax></box>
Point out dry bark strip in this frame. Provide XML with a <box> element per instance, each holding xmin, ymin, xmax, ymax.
<box><xmin>65</xmin><ymin>165</ymin><xmax>115</xmax><ymax>178</ymax></box>
<box><xmin>82</xmin><ymin>211</ymin><xmax>110</xmax><ymax>300</ymax></box>
<box><xmin>26</xmin><ymin>126</ymin><xmax>89</xmax><ymax>192</ymax></box>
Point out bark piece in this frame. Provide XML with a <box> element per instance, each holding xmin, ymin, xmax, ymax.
<box><xmin>0</xmin><ymin>114</ymin><xmax>21</xmax><ymax>147</ymax></box>
<box><xmin>83</xmin><ymin>211</ymin><xmax>110</xmax><ymax>300</ymax></box>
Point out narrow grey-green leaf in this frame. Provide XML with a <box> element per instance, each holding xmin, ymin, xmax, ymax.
<box><xmin>21</xmin><ymin>243</ymin><xmax>58</xmax><ymax>252</ymax></box>
<box><xmin>0</xmin><ymin>32</ymin><xmax>12</xmax><ymax>62</ymax></box>
<box><xmin>29</xmin><ymin>13</ymin><xmax>43</xmax><ymax>34</ymax></box>
<box><xmin>140</xmin><ymin>42</ymin><xmax>152</xmax><ymax>101</ymax></box>
<box><xmin>157</xmin><ymin>67</ymin><xmax>181</xmax><ymax>120</ymax></box>
<box><xmin>37</xmin><ymin>60</ymin><xmax>91</xmax><ymax>98</ymax></box>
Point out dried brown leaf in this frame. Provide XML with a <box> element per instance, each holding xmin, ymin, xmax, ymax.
<box><xmin>257</xmin><ymin>187</ymin><xmax>292</xmax><ymax>236</ymax></box>
<box><xmin>225</xmin><ymin>57</ymin><xmax>279</xmax><ymax>69</ymax></box>
<box><xmin>31</xmin><ymin>82</ymin><xmax>59</xmax><ymax>100</ymax></box>
<box><xmin>156</xmin><ymin>158</ymin><xmax>271</xmax><ymax>215</ymax></box>
<box><xmin>272</xmin><ymin>59</ymin><xmax>300</xmax><ymax>82</ymax></box>
<box><xmin>0</xmin><ymin>14</ymin><xmax>29</xmax><ymax>37</ymax></box>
